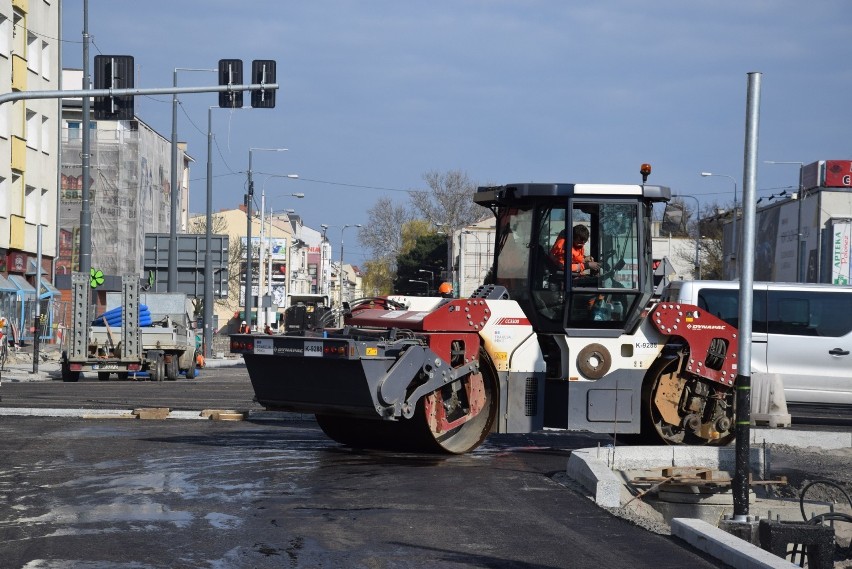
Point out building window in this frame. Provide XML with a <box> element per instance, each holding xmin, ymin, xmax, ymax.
<box><xmin>41</xmin><ymin>40</ymin><xmax>50</xmax><ymax>80</ymax></box>
<box><xmin>0</xmin><ymin>177</ymin><xmax>7</xmax><ymax>218</ymax></box>
<box><xmin>40</xmin><ymin>188</ymin><xmax>48</xmax><ymax>225</ymax></box>
<box><xmin>27</xmin><ymin>32</ymin><xmax>39</xmax><ymax>74</ymax></box>
<box><xmin>12</xmin><ymin>11</ymin><xmax>24</xmax><ymax>55</ymax></box>
<box><xmin>0</xmin><ymin>16</ymin><xmax>10</xmax><ymax>59</ymax></box>
<box><xmin>0</xmin><ymin>103</ymin><xmax>8</xmax><ymax>139</ymax></box>
<box><xmin>40</xmin><ymin>116</ymin><xmax>49</xmax><ymax>153</ymax></box>
<box><xmin>25</xmin><ymin>185</ymin><xmax>37</xmax><ymax>224</ymax></box>
<box><xmin>26</xmin><ymin>109</ymin><xmax>38</xmax><ymax>150</ymax></box>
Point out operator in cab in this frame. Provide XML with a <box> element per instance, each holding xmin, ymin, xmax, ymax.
<box><xmin>550</xmin><ymin>224</ymin><xmax>600</xmax><ymax>277</ymax></box>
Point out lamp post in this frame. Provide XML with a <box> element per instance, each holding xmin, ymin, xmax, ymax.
<box><xmin>169</xmin><ymin>67</ymin><xmax>216</xmax><ymax>292</ymax></box>
<box><xmin>409</xmin><ymin>279</ymin><xmax>429</xmax><ymax>295</ymax></box>
<box><xmin>700</xmin><ymin>172</ymin><xmax>738</xmax><ymax>278</ymax></box>
<box><xmin>338</xmin><ymin>224</ymin><xmax>362</xmax><ymax>325</ymax></box>
<box><xmin>417</xmin><ymin>269</ymin><xmax>434</xmax><ymax>294</ymax></box>
<box><xmin>257</xmin><ymin>174</ymin><xmax>300</xmax><ymax>329</ymax></box>
<box><xmin>244</xmin><ymin>147</ymin><xmax>287</xmax><ymax>330</ymax></box>
<box><xmin>765</xmin><ymin>160</ymin><xmax>805</xmax><ymax>282</ymax></box>
<box><xmin>320</xmin><ymin>224</ymin><xmax>330</xmax><ymax>297</ymax></box>
<box><xmin>676</xmin><ymin>194</ymin><xmax>701</xmax><ymax>279</ymax></box>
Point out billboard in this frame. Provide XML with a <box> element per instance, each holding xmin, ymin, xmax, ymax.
<box><xmin>824</xmin><ymin>160</ymin><xmax>852</xmax><ymax>188</ymax></box>
<box><xmin>831</xmin><ymin>220</ymin><xmax>851</xmax><ymax>285</ymax></box>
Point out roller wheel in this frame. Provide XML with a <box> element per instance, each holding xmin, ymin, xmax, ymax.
<box><xmin>316</xmin><ymin>350</ymin><xmax>499</xmax><ymax>454</ymax></box>
<box><xmin>165</xmin><ymin>356</ymin><xmax>179</xmax><ymax>381</ymax></box>
<box><xmin>641</xmin><ymin>355</ymin><xmax>735</xmax><ymax>446</ymax></box>
<box><xmin>149</xmin><ymin>356</ymin><xmax>165</xmax><ymax>382</ymax></box>
<box><xmin>185</xmin><ymin>355</ymin><xmax>197</xmax><ymax>379</ymax></box>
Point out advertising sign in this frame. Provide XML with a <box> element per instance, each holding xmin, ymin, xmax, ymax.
<box><xmin>824</xmin><ymin>160</ymin><xmax>852</xmax><ymax>188</ymax></box>
<box><xmin>831</xmin><ymin>221</ymin><xmax>851</xmax><ymax>285</ymax></box>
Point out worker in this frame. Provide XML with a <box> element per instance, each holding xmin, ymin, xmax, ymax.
<box><xmin>550</xmin><ymin>225</ymin><xmax>600</xmax><ymax>275</ymax></box>
<box><xmin>438</xmin><ymin>282</ymin><xmax>453</xmax><ymax>298</ymax></box>
<box><xmin>264</xmin><ymin>324</ymin><xmax>273</xmax><ymax>335</ymax></box>
<box><xmin>238</xmin><ymin>320</ymin><xmax>250</xmax><ymax>334</ymax></box>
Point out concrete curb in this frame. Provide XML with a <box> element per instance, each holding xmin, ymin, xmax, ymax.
<box><xmin>672</xmin><ymin>518</ymin><xmax>799</xmax><ymax>569</ymax></box>
<box><xmin>0</xmin><ymin>356</ymin><xmax>246</xmax><ymax>383</ymax></box>
<box><xmin>0</xmin><ymin>406</ymin><xmax>313</xmax><ymax>422</ymax></box>
<box><xmin>565</xmin><ymin>428</ymin><xmax>851</xmax><ymax>569</ymax></box>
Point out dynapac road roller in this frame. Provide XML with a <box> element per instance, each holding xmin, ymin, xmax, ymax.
<box><xmin>232</xmin><ymin>174</ymin><xmax>739</xmax><ymax>453</ymax></box>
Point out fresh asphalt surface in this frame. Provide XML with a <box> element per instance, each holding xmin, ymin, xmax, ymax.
<box><xmin>0</xmin><ymin>364</ymin><xmax>731</xmax><ymax>569</ymax></box>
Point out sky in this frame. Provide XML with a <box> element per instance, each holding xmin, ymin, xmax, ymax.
<box><xmin>61</xmin><ymin>1</ymin><xmax>852</xmax><ymax>265</ymax></box>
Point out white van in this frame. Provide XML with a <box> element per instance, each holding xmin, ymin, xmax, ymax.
<box><xmin>662</xmin><ymin>280</ymin><xmax>852</xmax><ymax>417</ymax></box>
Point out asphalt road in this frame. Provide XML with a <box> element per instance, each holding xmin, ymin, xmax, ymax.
<box><xmin>0</xmin><ymin>368</ymin><xmax>731</xmax><ymax>569</ymax></box>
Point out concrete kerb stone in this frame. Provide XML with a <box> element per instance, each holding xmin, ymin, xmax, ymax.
<box><xmin>672</xmin><ymin>518</ymin><xmax>800</xmax><ymax>569</ymax></box>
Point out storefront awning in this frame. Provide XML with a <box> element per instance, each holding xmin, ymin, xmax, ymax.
<box><xmin>39</xmin><ymin>278</ymin><xmax>60</xmax><ymax>298</ymax></box>
<box><xmin>8</xmin><ymin>275</ymin><xmax>35</xmax><ymax>295</ymax></box>
<box><xmin>0</xmin><ymin>274</ymin><xmax>16</xmax><ymax>292</ymax></box>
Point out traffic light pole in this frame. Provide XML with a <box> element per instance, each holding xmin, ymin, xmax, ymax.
<box><xmin>0</xmin><ymin>81</ymin><xmax>277</xmax><ymax>278</ymax></box>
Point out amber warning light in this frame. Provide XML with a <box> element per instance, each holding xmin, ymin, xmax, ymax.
<box><xmin>640</xmin><ymin>163</ymin><xmax>652</xmax><ymax>183</ymax></box>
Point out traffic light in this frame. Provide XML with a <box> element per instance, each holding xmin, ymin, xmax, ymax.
<box><xmin>93</xmin><ymin>55</ymin><xmax>134</xmax><ymax>120</ymax></box>
<box><xmin>250</xmin><ymin>60</ymin><xmax>276</xmax><ymax>109</ymax></box>
<box><xmin>218</xmin><ymin>59</ymin><xmax>243</xmax><ymax>109</ymax></box>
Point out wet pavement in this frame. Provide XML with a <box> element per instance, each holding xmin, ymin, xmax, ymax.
<box><xmin>0</xmin><ymin>361</ymin><xmax>731</xmax><ymax>569</ymax></box>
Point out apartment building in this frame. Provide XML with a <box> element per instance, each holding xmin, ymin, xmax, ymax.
<box><xmin>0</xmin><ymin>0</ymin><xmax>60</xmax><ymax>340</ymax></box>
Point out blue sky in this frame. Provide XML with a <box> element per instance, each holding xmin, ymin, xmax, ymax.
<box><xmin>61</xmin><ymin>1</ymin><xmax>852</xmax><ymax>264</ymax></box>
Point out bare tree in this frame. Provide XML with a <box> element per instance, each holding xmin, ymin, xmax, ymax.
<box><xmin>357</xmin><ymin>197</ymin><xmax>412</xmax><ymax>265</ymax></box>
<box><xmin>409</xmin><ymin>170</ymin><xmax>487</xmax><ymax>234</ymax></box>
<box><xmin>186</xmin><ymin>214</ymin><xmax>244</xmax><ymax>315</ymax></box>
<box><xmin>673</xmin><ymin>201</ymin><xmax>726</xmax><ymax>280</ymax></box>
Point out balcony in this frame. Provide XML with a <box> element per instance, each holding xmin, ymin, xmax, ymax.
<box><xmin>12</xmin><ymin>55</ymin><xmax>26</xmax><ymax>91</ymax></box>
<box><xmin>11</xmin><ymin>135</ymin><xmax>26</xmax><ymax>172</ymax></box>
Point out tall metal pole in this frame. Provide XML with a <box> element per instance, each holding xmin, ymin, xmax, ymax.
<box><xmin>244</xmin><ymin>152</ymin><xmax>254</xmax><ymax>329</ymax></box>
<box><xmin>258</xmin><ymin>189</ymin><xmax>267</xmax><ymax>329</ymax></box>
<box><xmin>168</xmin><ymin>69</ymin><xmax>179</xmax><ymax>292</ymax></box>
<box><xmin>203</xmin><ymin>107</ymin><xmax>214</xmax><ymax>358</ymax></box>
<box><xmin>338</xmin><ymin>224</ymin><xmax>361</xmax><ymax>325</ymax></box>
<box><xmin>171</xmin><ymin>68</ymin><xmax>216</xmax><ymax>293</ymax></box>
<box><xmin>79</xmin><ymin>0</ymin><xmax>91</xmax><ymax>277</ymax></box>
<box><xmin>32</xmin><ymin>225</ymin><xmax>42</xmax><ymax>374</ymax></box>
<box><xmin>732</xmin><ymin>71</ymin><xmax>761</xmax><ymax>521</ymax></box>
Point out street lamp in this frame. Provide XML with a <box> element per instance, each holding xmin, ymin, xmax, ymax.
<box><xmin>765</xmin><ymin>160</ymin><xmax>805</xmax><ymax>282</ymax></box>
<box><xmin>257</xmin><ymin>174</ymin><xmax>300</xmax><ymax>329</ymax></box>
<box><xmin>245</xmin><ymin>147</ymin><xmax>288</xmax><ymax>330</ymax></box>
<box><xmin>409</xmin><ymin>279</ymin><xmax>429</xmax><ymax>295</ymax></box>
<box><xmin>338</xmin><ymin>224</ymin><xmax>362</xmax><ymax>325</ymax></box>
<box><xmin>417</xmin><ymin>269</ymin><xmax>434</xmax><ymax>294</ymax></box>
<box><xmin>169</xmin><ymin>67</ymin><xmax>216</xmax><ymax>293</ymax></box>
<box><xmin>700</xmin><ymin>172</ymin><xmax>738</xmax><ymax>278</ymax></box>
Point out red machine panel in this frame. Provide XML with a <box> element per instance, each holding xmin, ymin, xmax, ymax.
<box><xmin>651</xmin><ymin>303</ymin><xmax>739</xmax><ymax>387</ymax></box>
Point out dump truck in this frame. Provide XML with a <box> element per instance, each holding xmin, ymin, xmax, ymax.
<box><xmin>232</xmin><ymin>169</ymin><xmax>740</xmax><ymax>453</ymax></box>
<box><xmin>61</xmin><ymin>274</ymin><xmax>197</xmax><ymax>382</ymax></box>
